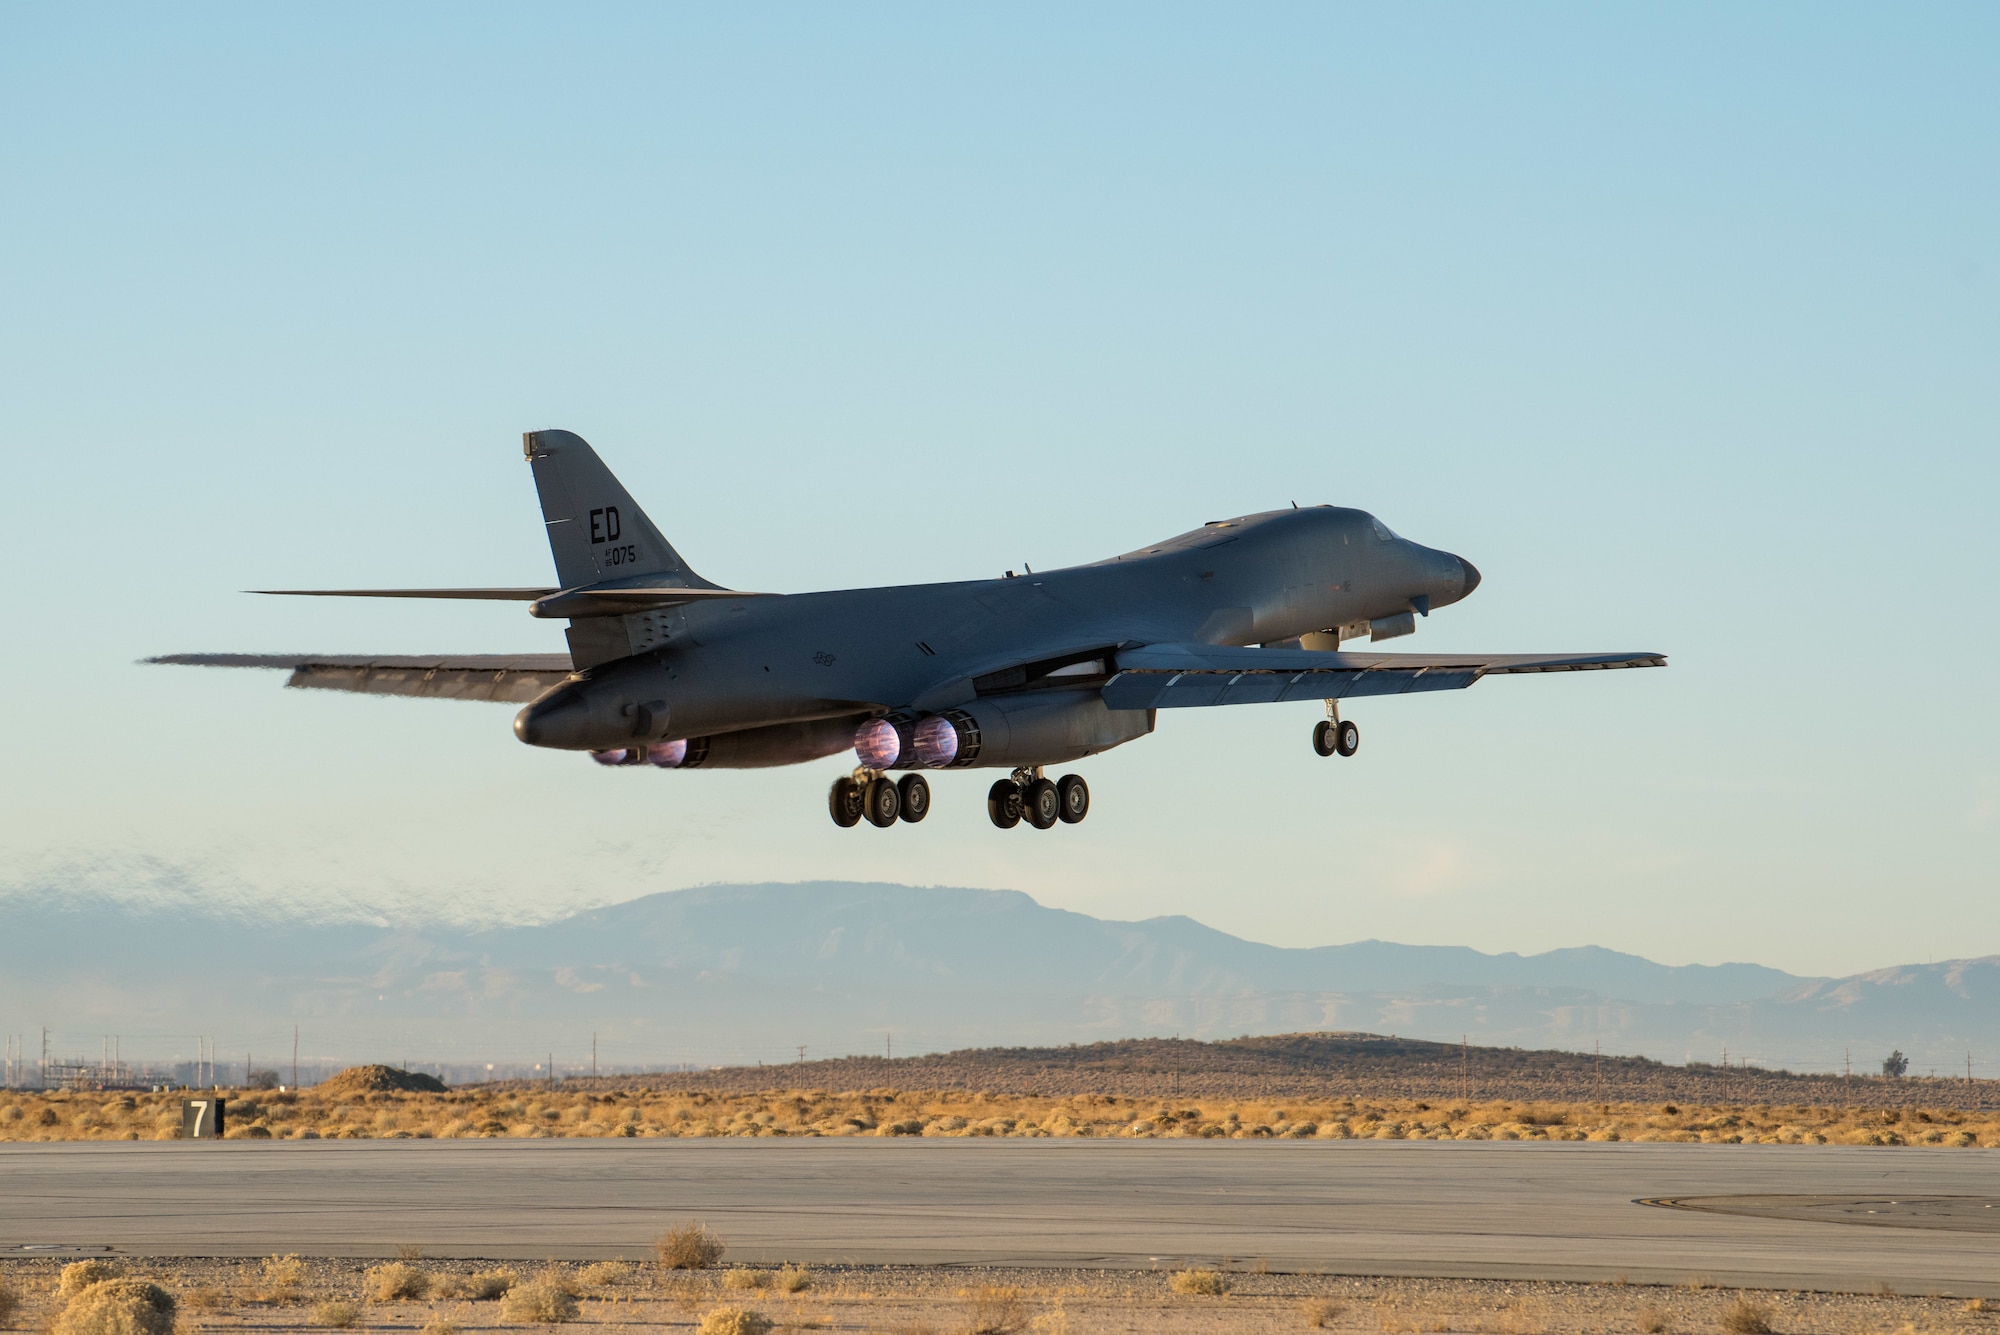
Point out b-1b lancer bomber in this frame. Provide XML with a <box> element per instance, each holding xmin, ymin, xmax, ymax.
<box><xmin>155</xmin><ymin>431</ymin><xmax>1663</xmax><ymax>830</ymax></box>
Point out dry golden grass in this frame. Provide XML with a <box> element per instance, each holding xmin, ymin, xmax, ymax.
<box><xmin>362</xmin><ymin>1263</ymin><xmax>427</xmax><ymax>1302</ymax></box>
<box><xmin>1722</xmin><ymin>1298</ymin><xmax>1773</xmax><ymax>1334</ymax></box>
<box><xmin>52</xmin><ymin>1279</ymin><xmax>175</xmax><ymax>1335</ymax></box>
<box><xmin>10</xmin><ymin>1083</ymin><xmax>2000</xmax><ymax>1148</ymax></box>
<box><xmin>722</xmin><ymin>1270</ymin><xmax>771</xmax><ymax>1292</ymax></box>
<box><xmin>314</xmin><ymin>1300</ymin><xmax>359</xmax><ymax>1328</ymax></box>
<box><xmin>496</xmin><ymin>1280</ymin><xmax>577</xmax><ymax>1324</ymax></box>
<box><xmin>181</xmin><ymin>1286</ymin><xmax>231</xmax><ymax>1314</ymax></box>
<box><xmin>420</xmin><ymin>1318</ymin><xmax>459</xmax><ymax>1335</ymax></box>
<box><xmin>656</xmin><ymin>1222</ymin><xmax>726</xmax><ymax>1270</ymax></box>
<box><xmin>58</xmin><ymin>1262</ymin><xmax>122</xmax><ymax>1300</ymax></box>
<box><xmin>1170</xmin><ymin>1269</ymin><xmax>1231</xmax><ymax>1296</ymax></box>
<box><xmin>960</xmin><ymin>1284</ymin><xmax>1026</xmax><ymax>1334</ymax></box>
<box><xmin>1636</xmin><ymin>1305</ymin><xmax>1669</xmax><ymax>1332</ymax></box>
<box><xmin>695</xmin><ymin>1307</ymin><xmax>772</xmax><ymax>1335</ymax></box>
<box><xmin>774</xmin><ymin>1266</ymin><xmax>812</xmax><ymax>1294</ymax></box>
<box><xmin>1303</xmin><ymin>1297</ymin><xmax>1346</xmax><ymax>1327</ymax></box>
<box><xmin>577</xmin><ymin>1261</ymin><xmax>634</xmax><ymax>1289</ymax></box>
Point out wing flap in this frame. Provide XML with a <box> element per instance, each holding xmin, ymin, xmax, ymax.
<box><xmin>1101</xmin><ymin>644</ymin><xmax>1662</xmax><ymax>711</ymax></box>
<box><xmin>147</xmin><ymin>654</ymin><xmax>574</xmax><ymax>704</ymax></box>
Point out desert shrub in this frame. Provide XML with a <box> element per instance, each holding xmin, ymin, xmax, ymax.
<box><xmin>1636</xmin><ymin>1308</ymin><xmax>1668</xmax><ymax>1334</ymax></box>
<box><xmin>774</xmin><ymin>1266</ymin><xmax>812</xmax><ymax>1294</ymax></box>
<box><xmin>52</xmin><ymin>1279</ymin><xmax>176</xmax><ymax>1335</ymax></box>
<box><xmin>364</xmin><ymin>1263</ymin><xmax>428</xmax><ymax>1302</ymax></box>
<box><xmin>0</xmin><ymin>1281</ymin><xmax>21</xmax><ymax>1329</ymax></box>
<box><xmin>696</xmin><ymin>1307</ymin><xmax>773</xmax><ymax>1335</ymax></box>
<box><xmin>466</xmin><ymin>1270</ymin><xmax>519</xmax><ymax>1300</ymax></box>
<box><xmin>656</xmin><ymin>1222</ymin><xmax>726</xmax><ymax>1270</ymax></box>
<box><xmin>579</xmin><ymin>1261</ymin><xmax>635</xmax><ymax>1289</ymax></box>
<box><xmin>497</xmin><ymin>1281</ymin><xmax>578</xmax><ymax>1324</ymax></box>
<box><xmin>961</xmin><ymin>1285</ymin><xmax>1026</xmax><ymax>1334</ymax></box>
<box><xmin>315</xmin><ymin>1300</ymin><xmax>360</xmax><ymax>1328</ymax></box>
<box><xmin>1302</xmin><ymin>1297</ymin><xmax>1345</xmax><ymax>1327</ymax></box>
<box><xmin>1722</xmin><ymin>1299</ymin><xmax>1772</xmax><ymax>1335</ymax></box>
<box><xmin>422</xmin><ymin>1318</ymin><xmax>460</xmax><ymax>1335</ymax></box>
<box><xmin>59</xmin><ymin>1262</ymin><xmax>124</xmax><ymax>1300</ymax></box>
<box><xmin>181</xmin><ymin>1287</ymin><xmax>230</xmax><ymax>1314</ymax></box>
<box><xmin>723</xmin><ymin>1270</ymin><xmax>772</xmax><ymax>1291</ymax></box>
<box><xmin>1169</xmin><ymin>1269</ymin><xmax>1231</xmax><ymax>1296</ymax></box>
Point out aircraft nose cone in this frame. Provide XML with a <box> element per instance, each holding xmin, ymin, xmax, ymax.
<box><xmin>1456</xmin><ymin>556</ymin><xmax>1481</xmax><ymax>598</ymax></box>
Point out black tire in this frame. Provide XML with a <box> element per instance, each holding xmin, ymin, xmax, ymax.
<box><xmin>864</xmin><ymin>776</ymin><xmax>901</xmax><ymax>827</ymax></box>
<box><xmin>987</xmin><ymin>779</ymin><xmax>1023</xmax><ymax>829</ymax></box>
<box><xmin>828</xmin><ymin>776</ymin><xmax>864</xmax><ymax>828</ymax></box>
<box><xmin>1335</xmin><ymin>719</ymin><xmax>1360</xmax><ymax>757</ymax></box>
<box><xmin>1312</xmin><ymin>720</ymin><xmax>1337</xmax><ymax>757</ymax></box>
<box><xmin>897</xmin><ymin>773</ymin><xmax>931</xmax><ymax>823</ymax></box>
<box><xmin>1024</xmin><ymin>777</ymin><xmax>1060</xmax><ymax>829</ymax></box>
<box><xmin>1057</xmin><ymin>774</ymin><xmax>1090</xmax><ymax>824</ymax></box>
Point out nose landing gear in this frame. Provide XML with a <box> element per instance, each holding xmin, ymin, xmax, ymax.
<box><xmin>1312</xmin><ymin>703</ymin><xmax>1359</xmax><ymax>758</ymax></box>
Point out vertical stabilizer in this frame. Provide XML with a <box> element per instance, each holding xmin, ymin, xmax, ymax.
<box><xmin>523</xmin><ymin>430</ymin><xmax>716</xmax><ymax>591</ymax></box>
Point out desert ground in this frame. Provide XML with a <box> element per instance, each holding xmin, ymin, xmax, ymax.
<box><xmin>3</xmin><ymin>1252</ymin><xmax>1993</xmax><ymax>1335</ymax></box>
<box><xmin>1</xmin><ymin>1081</ymin><xmax>1989</xmax><ymax>1147</ymax></box>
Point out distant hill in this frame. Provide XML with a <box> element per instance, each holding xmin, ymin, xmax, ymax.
<box><xmin>0</xmin><ymin>881</ymin><xmax>1994</xmax><ymax>1078</ymax></box>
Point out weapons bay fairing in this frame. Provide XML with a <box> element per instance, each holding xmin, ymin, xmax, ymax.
<box><xmin>152</xmin><ymin>430</ymin><xmax>1663</xmax><ymax>829</ymax></box>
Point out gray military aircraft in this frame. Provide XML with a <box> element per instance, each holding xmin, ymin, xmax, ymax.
<box><xmin>154</xmin><ymin>430</ymin><xmax>1663</xmax><ymax>829</ymax></box>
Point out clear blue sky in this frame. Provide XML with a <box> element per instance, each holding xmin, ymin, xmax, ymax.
<box><xmin>2</xmin><ymin>4</ymin><xmax>1994</xmax><ymax>977</ymax></box>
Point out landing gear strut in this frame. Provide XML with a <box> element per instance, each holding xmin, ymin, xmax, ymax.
<box><xmin>987</xmin><ymin>768</ymin><xmax>1090</xmax><ymax>830</ymax></box>
<box><xmin>1313</xmin><ymin>703</ymin><xmax>1359</xmax><ymax>758</ymax></box>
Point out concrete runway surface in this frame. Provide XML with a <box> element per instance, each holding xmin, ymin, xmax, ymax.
<box><xmin>4</xmin><ymin>1140</ymin><xmax>1997</xmax><ymax>1293</ymax></box>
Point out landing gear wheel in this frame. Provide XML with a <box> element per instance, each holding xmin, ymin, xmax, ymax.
<box><xmin>1334</xmin><ymin>719</ymin><xmax>1359</xmax><ymax>757</ymax></box>
<box><xmin>897</xmin><ymin>773</ymin><xmax>931</xmax><ymax>823</ymax></box>
<box><xmin>1057</xmin><ymin>774</ymin><xmax>1090</xmax><ymax>824</ymax></box>
<box><xmin>1312</xmin><ymin>720</ymin><xmax>1337</xmax><ymax>757</ymax></box>
<box><xmin>987</xmin><ymin>779</ymin><xmax>1023</xmax><ymax>829</ymax></box>
<box><xmin>1024</xmin><ymin>777</ymin><xmax>1061</xmax><ymax>829</ymax></box>
<box><xmin>828</xmin><ymin>776</ymin><xmax>864</xmax><ymax>828</ymax></box>
<box><xmin>864</xmin><ymin>776</ymin><xmax>901</xmax><ymax>827</ymax></box>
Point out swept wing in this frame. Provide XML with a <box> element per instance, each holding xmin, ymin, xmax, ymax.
<box><xmin>1101</xmin><ymin>643</ymin><xmax>1664</xmax><ymax>710</ymax></box>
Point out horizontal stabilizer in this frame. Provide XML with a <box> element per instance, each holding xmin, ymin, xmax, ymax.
<box><xmin>147</xmin><ymin>653</ymin><xmax>574</xmax><ymax>703</ymax></box>
<box><xmin>251</xmin><ymin>586</ymin><xmax>770</xmax><ymax>619</ymax></box>
<box><xmin>252</xmin><ymin>587</ymin><xmax>556</xmax><ymax>600</ymax></box>
<box><xmin>1102</xmin><ymin>643</ymin><xmax>1664</xmax><ymax>710</ymax></box>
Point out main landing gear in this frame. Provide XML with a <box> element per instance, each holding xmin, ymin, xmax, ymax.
<box><xmin>988</xmin><ymin>768</ymin><xmax>1089</xmax><ymax>831</ymax></box>
<box><xmin>828</xmin><ymin>770</ymin><xmax>931</xmax><ymax>828</ymax></box>
<box><xmin>1312</xmin><ymin>702</ymin><xmax>1359</xmax><ymax>758</ymax></box>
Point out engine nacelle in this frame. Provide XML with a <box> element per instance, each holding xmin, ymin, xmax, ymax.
<box><xmin>855</xmin><ymin>691</ymin><xmax>1153</xmax><ymax>770</ymax></box>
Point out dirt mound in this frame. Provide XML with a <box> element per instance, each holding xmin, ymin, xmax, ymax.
<box><xmin>317</xmin><ymin>1065</ymin><xmax>448</xmax><ymax>1096</ymax></box>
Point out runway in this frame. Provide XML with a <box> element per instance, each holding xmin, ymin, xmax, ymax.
<box><xmin>3</xmin><ymin>1140</ymin><xmax>1997</xmax><ymax>1294</ymax></box>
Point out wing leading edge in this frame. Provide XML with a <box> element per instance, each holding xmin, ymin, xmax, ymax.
<box><xmin>1100</xmin><ymin>643</ymin><xmax>1665</xmax><ymax>711</ymax></box>
<box><xmin>146</xmin><ymin>654</ymin><xmax>574</xmax><ymax>704</ymax></box>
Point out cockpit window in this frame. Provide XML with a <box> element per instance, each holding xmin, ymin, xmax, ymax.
<box><xmin>1370</xmin><ymin>516</ymin><xmax>1398</xmax><ymax>542</ymax></box>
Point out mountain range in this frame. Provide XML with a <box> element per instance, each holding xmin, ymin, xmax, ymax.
<box><xmin>2</xmin><ymin>881</ymin><xmax>1995</xmax><ymax>1080</ymax></box>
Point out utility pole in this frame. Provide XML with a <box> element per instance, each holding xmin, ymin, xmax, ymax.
<box><xmin>1461</xmin><ymin>1035</ymin><xmax>1469</xmax><ymax>1103</ymax></box>
<box><xmin>548</xmin><ymin>1053</ymin><xmax>553</xmax><ymax>1090</ymax></box>
<box><xmin>592</xmin><ymin>1033</ymin><xmax>597</xmax><ymax>1080</ymax></box>
<box><xmin>797</xmin><ymin>1045</ymin><xmax>806</xmax><ymax>1065</ymax></box>
<box><xmin>293</xmin><ymin>1026</ymin><xmax>299</xmax><ymax>1090</ymax></box>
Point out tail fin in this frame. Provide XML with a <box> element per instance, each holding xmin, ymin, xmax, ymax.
<box><xmin>523</xmin><ymin>430</ymin><xmax>716</xmax><ymax>590</ymax></box>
